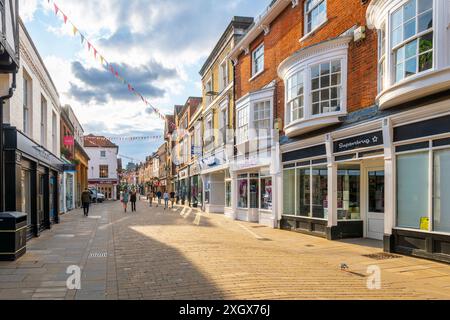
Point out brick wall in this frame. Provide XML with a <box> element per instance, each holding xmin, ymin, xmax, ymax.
<box><xmin>235</xmin><ymin>0</ymin><xmax>377</xmax><ymax>130</ymax></box>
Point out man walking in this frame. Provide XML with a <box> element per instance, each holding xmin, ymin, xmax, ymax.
<box><xmin>130</xmin><ymin>189</ymin><xmax>137</xmax><ymax>212</ymax></box>
<box><xmin>81</xmin><ymin>188</ymin><xmax>91</xmax><ymax>217</ymax></box>
<box><xmin>170</xmin><ymin>191</ymin><xmax>175</xmax><ymax>209</ymax></box>
<box><xmin>148</xmin><ymin>190</ymin><xmax>154</xmax><ymax>207</ymax></box>
<box><xmin>163</xmin><ymin>191</ymin><xmax>170</xmax><ymax>210</ymax></box>
<box><xmin>156</xmin><ymin>190</ymin><xmax>162</xmax><ymax>207</ymax></box>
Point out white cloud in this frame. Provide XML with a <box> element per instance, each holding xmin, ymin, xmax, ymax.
<box><xmin>20</xmin><ymin>0</ymin><xmax>39</xmax><ymax>22</ymax></box>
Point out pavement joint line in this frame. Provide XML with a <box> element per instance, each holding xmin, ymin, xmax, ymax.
<box><xmin>237</xmin><ymin>223</ymin><xmax>265</xmax><ymax>240</ymax></box>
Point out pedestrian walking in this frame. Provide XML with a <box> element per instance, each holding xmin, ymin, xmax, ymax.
<box><xmin>163</xmin><ymin>192</ymin><xmax>170</xmax><ymax>210</ymax></box>
<box><xmin>148</xmin><ymin>191</ymin><xmax>154</xmax><ymax>207</ymax></box>
<box><xmin>122</xmin><ymin>190</ymin><xmax>129</xmax><ymax>212</ymax></box>
<box><xmin>156</xmin><ymin>190</ymin><xmax>162</xmax><ymax>207</ymax></box>
<box><xmin>81</xmin><ymin>188</ymin><xmax>91</xmax><ymax>217</ymax></box>
<box><xmin>130</xmin><ymin>189</ymin><xmax>137</xmax><ymax>212</ymax></box>
<box><xmin>170</xmin><ymin>191</ymin><xmax>175</xmax><ymax>208</ymax></box>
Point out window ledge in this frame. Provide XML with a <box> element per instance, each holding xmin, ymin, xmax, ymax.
<box><xmin>299</xmin><ymin>19</ymin><xmax>329</xmax><ymax>43</ymax></box>
<box><xmin>285</xmin><ymin>111</ymin><xmax>346</xmax><ymax>138</ymax></box>
<box><xmin>249</xmin><ymin>69</ymin><xmax>265</xmax><ymax>82</ymax></box>
<box><xmin>377</xmin><ymin>67</ymin><xmax>450</xmax><ymax>110</ymax></box>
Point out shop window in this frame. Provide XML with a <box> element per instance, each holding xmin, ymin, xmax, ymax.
<box><xmin>392</xmin><ymin>0</ymin><xmax>433</xmax><ymax>83</ymax></box>
<box><xmin>368</xmin><ymin>171</ymin><xmax>385</xmax><ymax>213</ymax></box>
<box><xmin>397</xmin><ymin>152</ymin><xmax>429</xmax><ymax>229</ymax></box>
<box><xmin>311</xmin><ymin>167</ymin><xmax>328</xmax><ymax>219</ymax></box>
<box><xmin>249</xmin><ymin>174</ymin><xmax>259</xmax><ymax>209</ymax></box>
<box><xmin>260</xmin><ymin>176</ymin><xmax>272</xmax><ymax>211</ymax></box>
<box><xmin>225</xmin><ymin>180</ymin><xmax>232</xmax><ymax>208</ymax></box>
<box><xmin>337</xmin><ymin>165</ymin><xmax>360</xmax><ymax>220</ymax></box>
<box><xmin>253</xmin><ymin>101</ymin><xmax>271</xmax><ymax>136</ymax></box>
<box><xmin>21</xmin><ymin>169</ymin><xmax>32</xmax><ymax>226</ymax></box>
<box><xmin>433</xmin><ymin>149</ymin><xmax>450</xmax><ymax>233</ymax></box>
<box><xmin>238</xmin><ymin>175</ymin><xmax>248</xmax><ymax>208</ymax></box>
<box><xmin>204</xmin><ymin>180</ymin><xmax>210</xmax><ymax>204</ymax></box>
<box><xmin>305</xmin><ymin>0</ymin><xmax>327</xmax><ymax>34</ymax></box>
<box><xmin>297</xmin><ymin>168</ymin><xmax>311</xmax><ymax>217</ymax></box>
<box><xmin>283</xmin><ymin>169</ymin><xmax>296</xmax><ymax>215</ymax></box>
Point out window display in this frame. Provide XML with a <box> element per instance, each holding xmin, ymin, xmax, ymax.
<box><xmin>238</xmin><ymin>175</ymin><xmax>248</xmax><ymax>208</ymax></box>
<box><xmin>434</xmin><ymin>149</ymin><xmax>450</xmax><ymax>233</ymax></box>
<box><xmin>283</xmin><ymin>169</ymin><xmax>296</xmax><ymax>215</ymax></box>
<box><xmin>298</xmin><ymin>168</ymin><xmax>311</xmax><ymax>217</ymax></box>
<box><xmin>337</xmin><ymin>164</ymin><xmax>360</xmax><ymax>220</ymax></box>
<box><xmin>260</xmin><ymin>177</ymin><xmax>272</xmax><ymax>210</ymax></box>
<box><xmin>249</xmin><ymin>175</ymin><xmax>259</xmax><ymax>209</ymax></box>
<box><xmin>311</xmin><ymin>167</ymin><xmax>328</xmax><ymax>219</ymax></box>
<box><xmin>225</xmin><ymin>180</ymin><xmax>231</xmax><ymax>208</ymax></box>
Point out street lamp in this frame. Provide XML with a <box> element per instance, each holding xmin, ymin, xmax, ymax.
<box><xmin>0</xmin><ymin>0</ymin><xmax>19</xmax><ymax>212</ymax></box>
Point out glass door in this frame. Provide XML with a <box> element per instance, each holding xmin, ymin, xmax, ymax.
<box><xmin>367</xmin><ymin>168</ymin><xmax>385</xmax><ymax>240</ymax></box>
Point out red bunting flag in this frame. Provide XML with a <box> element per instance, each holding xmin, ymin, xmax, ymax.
<box><xmin>54</xmin><ymin>4</ymin><xmax>59</xmax><ymax>15</ymax></box>
<box><xmin>63</xmin><ymin>14</ymin><xmax>68</xmax><ymax>24</ymax></box>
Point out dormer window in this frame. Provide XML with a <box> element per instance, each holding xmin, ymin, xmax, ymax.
<box><xmin>391</xmin><ymin>0</ymin><xmax>433</xmax><ymax>83</ymax></box>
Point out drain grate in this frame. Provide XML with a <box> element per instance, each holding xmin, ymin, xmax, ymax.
<box><xmin>363</xmin><ymin>252</ymin><xmax>402</xmax><ymax>260</ymax></box>
<box><xmin>89</xmin><ymin>251</ymin><xmax>108</xmax><ymax>258</ymax></box>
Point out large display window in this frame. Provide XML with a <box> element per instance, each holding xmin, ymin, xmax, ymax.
<box><xmin>238</xmin><ymin>174</ymin><xmax>248</xmax><ymax>208</ymax></box>
<box><xmin>283</xmin><ymin>163</ymin><xmax>328</xmax><ymax>219</ymax></box>
<box><xmin>237</xmin><ymin>172</ymin><xmax>273</xmax><ymax>211</ymax></box>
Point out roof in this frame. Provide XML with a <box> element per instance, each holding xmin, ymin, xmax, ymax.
<box><xmin>199</xmin><ymin>16</ymin><xmax>254</xmax><ymax>76</ymax></box>
<box><xmin>84</xmin><ymin>134</ymin><xmax>118</xmax><ymax>148</ymax></box>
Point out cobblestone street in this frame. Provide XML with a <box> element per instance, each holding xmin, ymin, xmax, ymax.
<box><xmin>0</xmin><ymin>200</ymin><xmax>449</xmax><ymax>300</ymax></box>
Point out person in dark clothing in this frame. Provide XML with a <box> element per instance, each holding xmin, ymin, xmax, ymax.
<box><xmin>156</xmin><ymin>191</ymin><xmax>162</xmax><ymax>207</ymax></box>
<box><xmin>130</xmin><ymin>190</ymin><xmax>137</xmax><ymax>212</ymax></box>
<box><xmin>170</xmin><ymin>191</ymin><xmax>175</xmax><ymax>208</ymax></box>
<box><xmin>81</xmin><ymin>189</ymin><xmax>91</xmax><ymax>217</ymax></box>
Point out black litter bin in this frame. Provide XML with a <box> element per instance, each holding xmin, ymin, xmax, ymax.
<box><xmin>0</xmin><ymin>212</ymin><xmax>27</xmax><ymax>261</ymax></box>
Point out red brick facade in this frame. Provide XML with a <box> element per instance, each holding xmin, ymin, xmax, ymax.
<box><xmin>235</xmin><ymin>0</ymin><xmax>378</xmax><ymax>132</ymax></box>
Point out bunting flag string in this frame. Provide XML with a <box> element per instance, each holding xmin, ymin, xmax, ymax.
<box><xmin>85</xmin><ymin>136</ymin><xmax>164</xmax><ymax>142</ymax></box>
<box><xmin>46</xmin><ymin>0</ymin><xmax>175</xmax><ymax>127</ymax></box>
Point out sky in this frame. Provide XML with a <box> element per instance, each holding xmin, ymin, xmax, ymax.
<box><xmin>20</xmin><ymin>0</ymin><xmax>270</xmax><ymax>166</ymax></box>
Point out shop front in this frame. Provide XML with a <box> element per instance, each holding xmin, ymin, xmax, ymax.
<box><xmin>178</xmin><ymin>168</ymin><xmax>189</xmax><ymax>205</ymax></box>
<box><xmin>61</xmin><ymin>162</ymin><xmax>76</xmax><ymax>214</ymax></box>
<box><xmin>3</xmin><ymin>126</ymin><xmax>63</xmax><ymax>240</ymax></box>
<box><xmin>200</xmin><ymin>150</ymin><xmax>228</xmax><ymax>214</ymax></box>
<box><xmin>281</xmin><ymin>123</ymin><xmax>387</xmax><ymax>240</ymax></box>
<box><xmin>189</xmin><ymin>163</ymin><xmax>202</xmax><ymax>207</ymax></box>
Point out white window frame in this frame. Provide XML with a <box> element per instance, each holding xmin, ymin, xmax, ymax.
<box><xmin>219</xmin><ymin>100</ymin><xmax>228</xmax><ymax>145</ymax></box>
<box><xmin>40</xmin><ymin>95</ymin><xmax>47</xmax><ymax>147</ymax></box>
<box><xmin>52</xmin><ymin>111</ymin><xmax>57</xmax><ymax>154</ymax></box>
<box><xmin>253</xmin><ymin>100</ymin><xmax>271</xmax><ymax>137</ymax></box>
<box><xmin>237</xmin><ymin>105</ymin><xmax>249</xmax><ymax>144</ymax></box>
<box><xmin>251</xmin><ymin>43</ymin><xmax>265</xmax><ymax>78</ymax></box>
<box><xmin>304</xmin><ymin>0</ymin><xmax>327</xmax><ymax>36</ymax></box>
<box><xmin>378</xmin><ymin>23</ymin><xmax>386</xmax><ymax>93</ymax></box>
<box><xmin>219</xmin><ymin>59</ymin><xmax>228</xmax><ymax>92</ymax></box>
<box><xmin>390</xmin><ymin>0</ymin><xmax>434</xmax><ymax>84</ymax></box>
<box><xmin>23</xmin><ymin>74</ymin><xmax>31</xmax><ymax>135</ymax></box>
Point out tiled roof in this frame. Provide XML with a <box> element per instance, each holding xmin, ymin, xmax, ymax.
<box><xmin>84</xmin><ymin>134</ymin><xmax>118</xmax><ymax>148</ymax></box>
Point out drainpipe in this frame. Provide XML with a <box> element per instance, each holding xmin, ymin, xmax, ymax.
<box><xmin>0</xmin><ymin>73</ymin><xmax>16</xmax><ymax>212</ymax></box>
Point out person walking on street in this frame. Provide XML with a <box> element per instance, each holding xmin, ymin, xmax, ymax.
<box><xmin>170</xmin><ymin>191</ymin><xmax>175</xmax><ymax>209</ymax></box>
<box><xmin>122</xmin><ymin>190</ymin><xmax>129</xmax><ymax>213</ymax></box>
<box><xmin>163</xmin><ymin>192</ymin><xmax>170</xmax><ymax>210</ymax></box>
<box><xmin>130</xmin><ymin>189</ymin><xmax>137</xmax><ymax>212</ymax></box>
<box><xmin>148</xmin><ymin>191</ymin><xmax>154</xmax><ymax>207</ymax></box>
<box><xmin>156</xmin><ymin>190</ymin><xmax>162</xmax><ymax>207</ymax></box>
<box><xmin>81</xmin><ymin>188</ymin><xmax>91</xmax><ymax>217</ymax></box>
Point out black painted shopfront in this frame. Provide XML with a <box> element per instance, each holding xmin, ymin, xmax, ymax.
<box><xmin>3</xmin><ymin>125</ymin><xmax>63</xmax><ymax>240</ymax></box>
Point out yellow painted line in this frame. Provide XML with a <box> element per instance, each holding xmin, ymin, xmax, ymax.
<box><xmin>193</xmin><ymin>213</ymin><xmax>201</xmax><ymax>226</ymax></box>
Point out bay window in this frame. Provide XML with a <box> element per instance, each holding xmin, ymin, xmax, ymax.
<box><xmin>311</xmin><ymin>60</ymin><xmax>341</xmax><ymax>115</ymax></box>
<box><xmin>392</xmin><ymin>0</ymin><xmax>433</xmax><ymax>83</ymax></box>
<box><xmin>305</xmin><ymin>0</ymin><xmax>327</xmax><ymax>35</ymax></box>
<box><xmin>237</xmin><ymin>107</ymin><xmax>249</xmax><ymax>144</ymax></box>
<box><xmin>286</xmin><ymin>71</ymin><xmax>304</xmax><ymax>123</ymax></box>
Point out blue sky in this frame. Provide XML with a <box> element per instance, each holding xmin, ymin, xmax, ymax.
<box><xmin>21</xmin><ymin>0</ymin><xmax>270</xmax><ymax>166</ymax></box>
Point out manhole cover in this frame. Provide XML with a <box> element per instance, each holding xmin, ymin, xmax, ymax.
<box><xmin>363</xmin><ymin>252</ymin><xmax>402</xmax><ymax>260</ymax></box>
<box><xmin>305</xmin><ymin>244</ymin><xmax>314</xmax><ymax>247</ymax></box>
<box><xmin>89</xmin><ymin>251</ymin><xmax>108</xmax><ymax>258</ymax></box>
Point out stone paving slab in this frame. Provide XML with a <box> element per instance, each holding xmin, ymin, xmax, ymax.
<box><xmin>0</xmin><ymin>200</ymin><xmax>449</xmax><ymax>300</ymax></box>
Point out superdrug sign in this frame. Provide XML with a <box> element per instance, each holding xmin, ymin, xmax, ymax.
<box><xmin>334</xmin><ymin>131</ymin><xmax>384</xmax><ymax>153</ymax></box>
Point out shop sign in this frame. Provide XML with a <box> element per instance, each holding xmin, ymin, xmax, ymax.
<box><xmin>334</xmin><ymin>131</ymin><xmax>383</xmax><ymax>153</ymax></box>
<box><xmin>64</xmin><ymin>136</ymin><xmax>75</xmax><ymax>146</ymax></box>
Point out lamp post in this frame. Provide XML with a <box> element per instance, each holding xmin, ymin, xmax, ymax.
<box><xmin>0</xmin><ymin>0</ymin><xmax>19</xmax><ymax>212</ymax></box>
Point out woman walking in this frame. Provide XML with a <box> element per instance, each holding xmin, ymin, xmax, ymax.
<box><xmin>148</xmin><ymin>190</ymin><xmax>154</xmax><ymax>207</ymax></box>
<box><xmin>122</xmin><ymin>190</ymin><xmax>130</xmax><ymax>213</ymax></box>
<box><xmin>163</xmin><ymin>191</ymin><xmax>170</xmax><ymax>210</ymax></box>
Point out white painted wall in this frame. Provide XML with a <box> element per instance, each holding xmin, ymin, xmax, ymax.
<box><xmin>85</xmin><ymin>147</ymin><xmax>118</xmax><ymax>180</ymax></box>
<box><xmin>3</xmin><ymin>21</ymin><xmax>61</xmax><ymax>157</ymax></box>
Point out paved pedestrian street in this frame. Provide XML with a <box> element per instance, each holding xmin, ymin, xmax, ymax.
<box><xmin>0</xmin><ymin>200</ymin><xmax>449</xmax><ymax>300</ymax></box>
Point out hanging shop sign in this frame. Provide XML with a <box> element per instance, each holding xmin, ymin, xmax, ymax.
<box><xmin>334</xmin><ymin>131</ymin><xmax>384</xmax><ymax>153</ymax></box>
<box><xmin>64</xmin><ymin>136</ymin><xmax>75</xmax><ymax>146</ymax></box>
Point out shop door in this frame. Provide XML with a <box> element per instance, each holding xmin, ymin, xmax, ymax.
<box><xmin>38</xmin><ymin>174</ymin><xmax>45</xmax><ymax>231</ymax></box>
<box><xmin>49</xmin><ymin>176</ymin><xmax>56</xmax><ymax>221</ymax></box>
<box><xmin>366</xmin><ymin>168</ymin><xmax>385</xmax><ymax>240</ymax></box>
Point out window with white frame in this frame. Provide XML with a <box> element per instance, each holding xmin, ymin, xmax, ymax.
<box><xmin>40</xmin><ymin>95</ymin><xmax>47</xmax><ymax>147</ymax></box>
<box><xmin>253</xmin><ymin>101</ymin><xmax>271</xmax><ymax>135</ymax></box>
<box><xmin>52</xmin><ymin>112</ymin><xmax>57</xmax><ymax>154</ymax></box>
<box><xmin>391</xmin><ymin>0</ymin><xmax>433</xmax><ymax>83</ymax></box>
<box><xmin>204</xmin><ymin>115</ymin><xmax>213</xmax><ymax>146</ymax></box>
<box><xmin>219</xmin><ymin>107</ymin><xmax>227</xmax><ymax>145</ymax></box>
<box><xmin>23</xmin><ymin>75</ymin><xmax>31</xmax><ymax>135</ymax></box>
<box><xmin>205</xmin><ymin>78</ymin><xmax>213</xmax><ymax>104</ymax></box>
<box><xmin>237</xmin><ymin>106</ymin><xmax>249</xmax><ymax>144</ymax></box>
<box><xmin>311</xmin><ymin>60</ymin><xmax>341</xmax><ymax>115</ymax></box>
<box><xmin>305</xmin><ymin>0</ymin><xmax>327</xmax><ymax>35</ymax></box>
<box><xmin>378</xmin><ymin>23</ymin><xmax>386</xmax><ymax>93</ymax></box>
<box><xmin>286</xmin><ymin>71</ymin><xmax>304</xmax><ymax>123</ymax></box>
<box><xmin>252</xmin><ymin>44</ymin><xmax>264</xmax><ymax>76</ymax></box>
<box><xmin>219</xmin><ymin>60</ymin><xmax>228</xmax><ymax>91</ymax></box>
